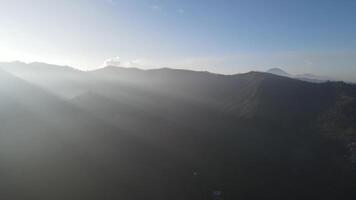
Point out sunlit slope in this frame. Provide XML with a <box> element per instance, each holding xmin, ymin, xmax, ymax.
<box><xmin>0</xmin><ymin>61</ymin><xmax>88</xmax><ymax>98</ymax></box>
<box><xmin>0</xmin><ymin>69</ymin><xmax>192</xmax><ymax>200</ymax></box>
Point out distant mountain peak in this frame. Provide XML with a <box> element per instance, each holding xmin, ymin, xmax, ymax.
<box><xmin>266</xmin><ymin>68</ymin><xmax>291</xmax><ymax>77</ymax></box>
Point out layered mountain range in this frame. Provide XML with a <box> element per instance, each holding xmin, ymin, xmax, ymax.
<box><xmin>266</xmin><ymin>67</ymin><xmax>335</xmax><ymax>83</ymax></box>
<box><xmin>0</xmin><ymin>61</ymin><xmax>355</xmax><ymax>200</ymax></box>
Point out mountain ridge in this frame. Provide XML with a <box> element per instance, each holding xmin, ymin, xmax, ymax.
<box><xmin>266</xmin><ymin>67</ymin><xmax>336</xmax><ymax>83</ymax></box>
<box><xmin>1</xmin><ymin>61</ymin><xmax>349</xmax><ymax>83</ymax></box>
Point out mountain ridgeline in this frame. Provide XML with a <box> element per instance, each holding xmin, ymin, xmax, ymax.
<box><xmin>0</xmin><ymin>61</ymin><xmax>356</xmax><ymax>200</ymax></box>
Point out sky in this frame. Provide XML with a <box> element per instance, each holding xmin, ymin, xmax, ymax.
<box><xmin>0</xmin><ymin>0</ymin><xmax>356</xmax><ymax>81</ymax></box>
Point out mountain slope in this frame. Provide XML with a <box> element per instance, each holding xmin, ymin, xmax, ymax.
<box><xmin>0</xmin><ymin>69</ymin><xmax>191</xmax><ymax>200</ymax></box>
<box><xmin>0</xmin><ymin>61</ymin><xmax>88</xmax><ymax>98</ymax></box>
<box><xmin>0</xmin><ymin>62</ymin><xmax>356</xmax><ymax>199</ymax></box>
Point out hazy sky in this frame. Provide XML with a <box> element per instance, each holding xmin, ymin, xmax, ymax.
<box><xmin>0</xmin><ymin>0</ymin><xmax>355</xmax><ymax>81</ymax></box>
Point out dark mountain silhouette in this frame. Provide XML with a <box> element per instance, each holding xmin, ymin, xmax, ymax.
<box><xmin>266</xmin><ymin>67</ymin><xmax>291</xmax><ymax>77</ymax></box>
<box><xmin>0</xmin><ymin>62</ymin><xmax>356</xmax><ymax>199</ymax></box>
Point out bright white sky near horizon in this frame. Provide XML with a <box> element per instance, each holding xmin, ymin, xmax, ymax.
<box><xmin>0</xmin><ymin>0</ymin><xmax>355</xmax><ymax>81</ymax></box>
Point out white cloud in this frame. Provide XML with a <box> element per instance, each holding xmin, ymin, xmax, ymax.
<box><xmin>121</xmin><ymin>59</ymin><xmax>143</xmax><ymax>68</ymax></box>
<box><xmin>104</xmin><ymin>57</ymin><xmax>148</xmax><ymax>68</ymax></box>
<box><xmin>104</xmin><ymin>56</ymin><xmax>121</xmax><ymax>66</ymax></box>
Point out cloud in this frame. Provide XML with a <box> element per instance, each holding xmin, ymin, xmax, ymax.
<box><xmin>121</xmin><ymin>59</ymin><xmax>143</xmax><ymax>68</ymax></box>
<box><xmin>177</xmin><ymin>8</ymin><xmax>185</xmax><ymax>14</ymax></box>
<box><xmin>104</xmin><ymin>57</ymin><xmax>148</xmax><ymax>68</ymax></box>
<box><xmin>104</xmin><ymin>56</ymin><xmax>121</xmax><ymax>66</ymax></box>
